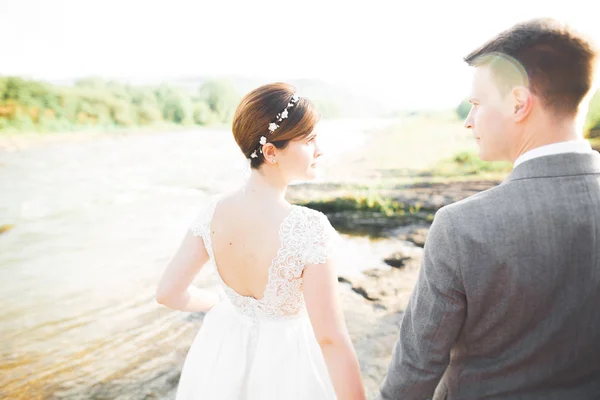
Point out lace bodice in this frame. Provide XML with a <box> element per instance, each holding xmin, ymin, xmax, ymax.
<box><xmin>190</xmin><ymin>201</ymin><xmax>337</xmax><ymax>320</ymax></box>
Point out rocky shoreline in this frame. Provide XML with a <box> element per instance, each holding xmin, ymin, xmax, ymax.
<box><xmin>337</xmin><ymin>230</ymin><xmax>423</xmax><ymax>398</ymax></box>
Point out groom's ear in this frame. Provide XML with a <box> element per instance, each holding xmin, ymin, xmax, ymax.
<box><xmin>511</xmin><ymin>86</ymin><xmax>532</xmax><ymax>122</ymax></box>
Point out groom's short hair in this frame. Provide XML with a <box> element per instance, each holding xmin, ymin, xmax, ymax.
<box><xmin>464</xmin><ymin>18</ymin><xmax>597</xmax><ymax>116</ymax></box>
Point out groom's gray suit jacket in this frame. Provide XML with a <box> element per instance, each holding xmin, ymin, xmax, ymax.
<box><xmin>378</xmin><ymin>151</ymin><xmax>600</xmax><ymax>399</ymax></box>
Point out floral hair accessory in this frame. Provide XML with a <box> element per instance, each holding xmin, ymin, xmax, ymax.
<box><xmin>249</xmin><ymin>93</ymin><xmax>300</xmax><ymax>160</ymax></box>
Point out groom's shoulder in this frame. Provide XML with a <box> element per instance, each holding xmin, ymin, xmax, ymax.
<box><xmin>440</xmin><ymin>182</ymin><xmax>512</xmax><ymax>219</ymax></box>
<box><xmin>430</xmin><ymin>184</ymin><xmax>513</xmax><ymax>241</ymax></box>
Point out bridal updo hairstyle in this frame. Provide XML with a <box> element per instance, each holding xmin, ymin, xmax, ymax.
<box><xmin>232</xmin><ymin>83</ymin><xmax>320</xmax><ymax>169</ymax></box>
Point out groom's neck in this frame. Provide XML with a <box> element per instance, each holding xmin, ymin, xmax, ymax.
<box><xmin>510</xmin><ymin>114</ymin><xmax>580</xmax><ymax>163</ymax></box>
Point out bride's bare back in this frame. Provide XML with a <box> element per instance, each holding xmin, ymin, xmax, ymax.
<box><xmin>191</xmin><ymin>191</ymin><xmax>336</xmax><ymax>320</ymax></box>
<box><xmin>210</xmin><ymin>192</ymin><xmax>295</xmax><ymax>300</ymax></box>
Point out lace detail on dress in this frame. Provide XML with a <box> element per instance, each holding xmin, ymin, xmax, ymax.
<box><xmin>258</xmin><ymin>207</ymin><xmax>334</xmax><ymax>319</ymax></box>
<box><xmin>191</xmin><ymin>202</ymin><xmax>336</xmax><ymax>320</ymax></box>
<box><xmin>302</xmin><ymin>211</ymin><xmax>335</xmax><ymax>265</ymax></box>
<box><xmin>222</xmin><ymin>285</ymin><xmax>256</xmax><ymax>318</ymax></box>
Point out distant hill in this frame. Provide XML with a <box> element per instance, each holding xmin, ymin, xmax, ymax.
<box><xmin>123</xmin><ymin>75</ymin><xmax>387</xmax><ymax>119</ymax></box>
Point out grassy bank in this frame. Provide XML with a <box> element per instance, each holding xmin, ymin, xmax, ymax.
<box><xmin>319</xmin><ymin>115</ymin><xmax>510</xmax><ymax>187</ymax></box>
<box><xmin>425</xmin><ymin>150</ymin><xmax>512</xmax><ymax>177</ymax></box>
<box><xmin>296</xmin><ymin>193</ymin><xmax>436</xmax><ymax>237</ymax></box>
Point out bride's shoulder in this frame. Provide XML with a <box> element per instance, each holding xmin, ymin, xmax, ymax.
<box><xmin>200</xmin><ymin>191</ymin><xmax>238</xmax><ymax>213</ymax></box>
<box><xmin>189</xmin><ymin>193</ymin><xmax>229</xmax><ymax>236</ymax></box>
<box><xmin>291</xmin><ymin>206</ymin><xmax>339</xmax><ymax>264</ymax></box>
<box><xmin>293</xmin><ymin>205</ymin><xmax>327</xmax><ymax>221</ymax></box>
<box><xmin>292</xmin><ymin>205</ymin><xmax>335</xmax><ymax>232</ymax></box>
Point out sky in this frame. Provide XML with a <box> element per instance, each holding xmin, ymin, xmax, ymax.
<box><xmin>1</xmin><ymin>0</ymin><xmax>599</xmax><ymax>110</ymax></box>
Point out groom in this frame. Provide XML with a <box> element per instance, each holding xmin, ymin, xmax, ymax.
<box><xmin>378</xmin><ymin>19</ymin><xmax>600</xmax><ymax>399</ymax></box>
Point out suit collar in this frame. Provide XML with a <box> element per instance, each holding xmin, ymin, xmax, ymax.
<box><xmin>503</xmin><ymin>151</ymin><xmax>600</xmax><ymax>184</ymax></box>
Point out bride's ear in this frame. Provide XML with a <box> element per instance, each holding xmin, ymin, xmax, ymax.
<box><xmin>262</xmin><ymin>143</ymin><xmax>277</xmax><ymax>164</ymax></box>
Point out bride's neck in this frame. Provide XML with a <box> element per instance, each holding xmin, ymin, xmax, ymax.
<box><xmin>243</xmin><ymin>168</ymin><xmax>288</xmax><ymax>204</ymax></box>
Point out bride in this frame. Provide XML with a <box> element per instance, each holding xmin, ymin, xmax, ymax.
<box><xmin>156</xmin><ymin>83</ymin><xmax>366</xmax><ymax>400</ymax></box>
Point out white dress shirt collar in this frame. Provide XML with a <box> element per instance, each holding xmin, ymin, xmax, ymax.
<box><xmin>513</xmin><ymin>140</ymin><xmax>594</xmax><ymax>168</ymax></box>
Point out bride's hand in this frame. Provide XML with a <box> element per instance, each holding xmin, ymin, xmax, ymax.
<box><xmin>189</xmin><ymin>286</ymin><xmax>221</xmax><ymax>313</ymax></box>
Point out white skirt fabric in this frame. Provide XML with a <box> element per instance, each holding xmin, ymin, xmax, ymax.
<box><xmin>175</xmin><ymin>300</ymin><xmax>335</xmax><ymax>400</ymax></box>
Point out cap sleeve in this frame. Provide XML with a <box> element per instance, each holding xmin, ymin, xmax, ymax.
<box><xmin>302</xmin><ymin>210</ymin><xmax>340</xmax><ymax>266</ymax></box>
<box><xmin>189</xmin><ymin>201</ymin><xmax>218</xmax><ymax>241</ymax></box>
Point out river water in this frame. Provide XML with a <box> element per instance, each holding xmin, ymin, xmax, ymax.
<box><xmin>0</xmin><ymin>118</ymin><xmax>415</xmax><ymax>399</ymax></box>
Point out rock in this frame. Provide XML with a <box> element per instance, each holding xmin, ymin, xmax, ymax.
<box><xmin>342</xmin><ymin>288</ymin><xmax>405</xmax><ymax>398</ymax></box>
<box><xmin>339</xmin><ymin>262</ymin><xmax>422</xmax><ymax>399</ymax></box>
<box><xmin>340</xmin><ymin>264</ymin><xmax>421</xmax><ymax>315</ymax></box>
<box><xmin>399</xmin><ymin>227</ymin><xmax>429</xmax><ymax>248</ymax></box>
<box><xmin>383</xmin><ymin>251</ymin><xmax>412</xmax><ymax>268</ymax></box>
<box><xmin>393</xmin><ymin>180</ymin><xmax>501</xmax><ymax>210</ymax></box>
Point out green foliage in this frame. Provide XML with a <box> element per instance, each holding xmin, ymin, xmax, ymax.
<box><xmin>198</xmin><ymin>80</ymin><xmax>239</xmax><ymax>123</ymax></box>
<box><xmin>193</xmin><ymin>101</ymin><xmax>218</xmax><ymax>125</ymax></box>
<box><xmin>298</xmin><ymin>194</ymin><xmax>435</xmax><ymax>236</ymax></box>
<box><xmin>429</xmin><ymin>150</ymin><xmax>512</xmax><ymax>177</ymax></box>
<box><xmin>137</xmin><ymin>103</ymin><xmax>163</xmax><ymax>125</ymax></box>
<box><xmin>584</xmin><ymin>90</ymin><xmax>600</xmax><ymax>138</ymax></box>
<box><xmin>455</xmin><ymin>99</ymin><xmax>471</xmax><ymax>120</ymax></box>
<box><xmin>0</xmin><ymin>76</ymin><xmax>239</xmax><ymax>133</ymax></box>
<box><xmin>301</xmin><ymin>193</ymin><xmax>429</xmax><ymax>217</ymax></box>
<box><xmin>161</xmin><ymin>90</ymin><xmax>193</xmax><ymax>125</ymax></box>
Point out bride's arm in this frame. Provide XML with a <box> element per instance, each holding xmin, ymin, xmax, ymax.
<box><xmin>304</xmin><ymin>257</ymin><xmax>366</xmax><ymax>400</ymax></box>
<box><xmin>155</xmin><ymin>231</ymin><xmax>220</xmax><ymax>312</ymax></box>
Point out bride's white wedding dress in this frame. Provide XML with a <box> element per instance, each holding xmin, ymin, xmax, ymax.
<box><xmin>175</xmin><ymin>201</ymin><xmax>337</xmax><ymax>400</ymax></box>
